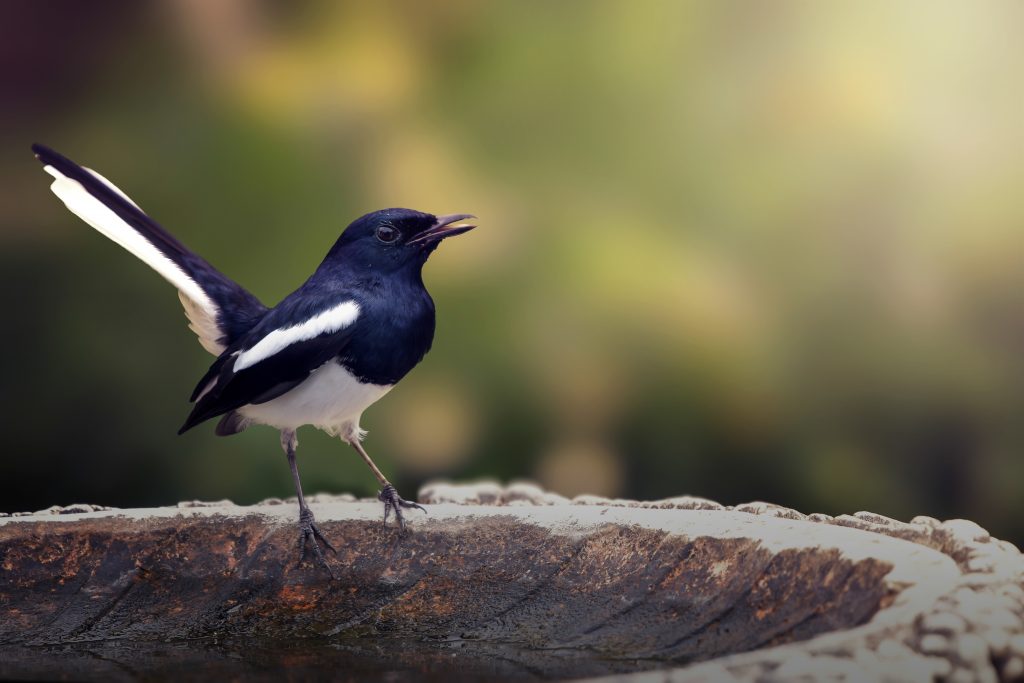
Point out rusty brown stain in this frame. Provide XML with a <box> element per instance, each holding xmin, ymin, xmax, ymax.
<box><xmin>277</xmin><ymin>585</ymin><xmax>319</xmax><ymax>612</ymax></box>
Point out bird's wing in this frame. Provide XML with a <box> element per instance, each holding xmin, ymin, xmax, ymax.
<box><xmin>179</xmin><ymin>296</ymin><xmax>362</xmax><ymax>433</ymax></box>
<box><xmin>32</xmin><ymin>144</ymin><xmax>268</xmax><ymax>354</ymax></box>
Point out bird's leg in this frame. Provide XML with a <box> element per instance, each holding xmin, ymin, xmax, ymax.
<box><xmin>347</xmin><ymin>438</ymin><xmax>426</xmax><ymax>530</ymax></box>
<box><xmin>281</xmin><ymin>429</ymin><xmax>337</xmax><ymax>577</ymax></box>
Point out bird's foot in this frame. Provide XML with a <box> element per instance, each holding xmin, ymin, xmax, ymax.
<box><xmin>378</xmin><ymin>483</ymin><xmax>426</xmax><ymax>531</ymax></box>
<box><xmin>296</xmin><ymin>506</ymin><xmax>337</xmax><ymax>578</ymax></box>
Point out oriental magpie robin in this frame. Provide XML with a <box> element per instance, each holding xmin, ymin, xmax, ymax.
<box><xmin>32</xmin><ymin>144</ymin><xmax>477</xmax><ymax>576</ymax></box>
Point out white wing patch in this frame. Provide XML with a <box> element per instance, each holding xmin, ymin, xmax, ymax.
<box><xmin>43</xmin><ymin>164</ymin><xmax>225</xmax><ymax>355</ymax></box>
<box><xmin>234</xmin><ymin>300</ymin><xmax>360</xmax><ymax>372</ymax></box>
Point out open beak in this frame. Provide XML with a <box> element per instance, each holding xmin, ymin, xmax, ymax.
<box><xmin>409</xmin><ymin>213</ymin><xmax>477</xmax><ymax>245</ymax></box>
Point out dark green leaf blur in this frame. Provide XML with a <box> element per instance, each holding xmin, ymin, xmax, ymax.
<box><xmin>2</xmin><ymin>1</ymin><xmax>1023</xmax><ymax>544</ymax></box>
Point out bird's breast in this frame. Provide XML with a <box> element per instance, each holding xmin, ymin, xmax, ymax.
<box><xmin>237</xmin><ymin>361</ymin><xmax>392</xmax><ymax>434</ymax></box>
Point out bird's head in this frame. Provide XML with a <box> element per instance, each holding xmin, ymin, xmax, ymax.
<box><xmin>326</xmin><ymin>208</ymin><xmax>476</xmax><ymax>275</ymax></box>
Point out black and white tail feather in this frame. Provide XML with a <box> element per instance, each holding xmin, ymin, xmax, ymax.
<box><xmin>32</xmin><ymin>144</ymin><xmax>267</xmax><ymax>355</ymax></box>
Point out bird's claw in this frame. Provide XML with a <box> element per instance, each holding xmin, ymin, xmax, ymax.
<box><xmin>297</xmin><ymin>506</ymin><xmax>337</xmax><ymax>578</ymax></box>
<box><xmin>378</xmin><ymin>483</ymin><xmax>427</xmax><ymax>531</ymax></box>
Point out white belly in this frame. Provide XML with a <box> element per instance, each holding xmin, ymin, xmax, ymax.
<box><xmin>237</xmin><ymin>361</ymin><xmax>392</xmax><ymax>436</ymax></box>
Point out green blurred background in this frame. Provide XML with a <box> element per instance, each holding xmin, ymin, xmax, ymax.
<box><xmin>2</xmin><ymin>1</ymin><xmax>1023</xmax><ymax>544</ymax></box>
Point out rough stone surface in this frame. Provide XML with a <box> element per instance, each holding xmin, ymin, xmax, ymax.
<box><xmin>0</xmin><ymin>481</ymin><xmax>1021</xmax><ymax>682</ymax></box>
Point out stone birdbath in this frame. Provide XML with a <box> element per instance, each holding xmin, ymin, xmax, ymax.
<box><xmin>2</xmin><ymin>481</ymin><xmax>1023</xmax><ymax>682</ymax></box>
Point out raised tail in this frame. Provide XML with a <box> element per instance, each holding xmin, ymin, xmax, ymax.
<box><xmin>32</xmin><ymin>144</ymin><xmax>268</xmax><ymax>353</ymax></box>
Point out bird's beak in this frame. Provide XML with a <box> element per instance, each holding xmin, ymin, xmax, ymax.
<box><xmin>409</xmin><ymin>213</ymin><xmax>477</xmax><ymax>245</ymax></box>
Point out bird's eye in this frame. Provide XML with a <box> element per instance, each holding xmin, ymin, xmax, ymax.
<box><xmin>375</xmin><ymin>225</ymin><xmax>400</xmax><ymax>243</ymax></box>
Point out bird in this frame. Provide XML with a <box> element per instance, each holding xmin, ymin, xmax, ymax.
<box><xmin>31</xmin><ymin>143</ymin><xmax>477</xmax><ymax>576</ymax></box>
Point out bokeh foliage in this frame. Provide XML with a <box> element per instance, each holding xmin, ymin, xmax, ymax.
<box><xmin>2</xmin><ymin>1</ymin><xmax>1023</xmax><ymax>543</ymax></box>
